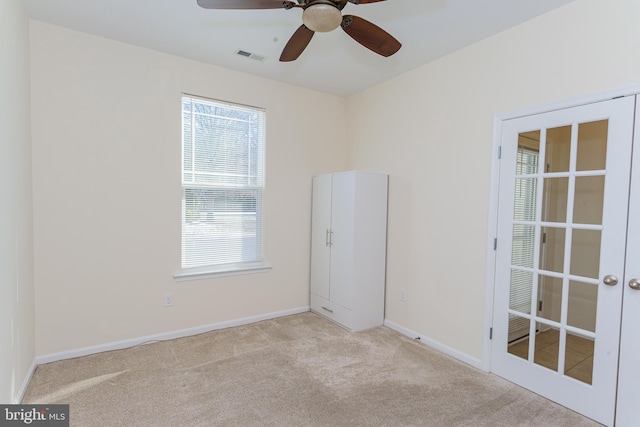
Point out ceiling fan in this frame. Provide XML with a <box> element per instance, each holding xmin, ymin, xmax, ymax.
<box><xmin>196</xmin><ymin>0</ymin><xmax>402</xmax><ymax>62</ymax></box>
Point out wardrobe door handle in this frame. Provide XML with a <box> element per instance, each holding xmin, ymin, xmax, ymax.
<box><xmin>325</xmin><ymin>229</ymin><xmax>333</xmax><ymax>247</ymax></box>
<box><xmin>322</xmin><ymin>306</ymin><xmax>334</xmax><ymax>313</ymax></box>
<box><xmin>629</xmin><ymin>279</ymin><xmax>640</xmax><ymax>290</ymax></box>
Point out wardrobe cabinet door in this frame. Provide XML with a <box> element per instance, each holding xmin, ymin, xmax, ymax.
<box><xmin>329</xmin><ymin>172</ymin><xmax>356</xmax><ymax>310</ymax></box>
<box><xmin>310</xmin><ymin>174</ymin><xmax>332</xmax><ymax>300</ymax></box>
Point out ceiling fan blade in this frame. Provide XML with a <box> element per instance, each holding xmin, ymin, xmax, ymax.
<box><xmin>197</xmin><ymin>0</ymin><xmax>291</xmax><ymax>9</ymax></box>
<box><xmin>348</xmin><ymin>0</ymin><xmax>387</xmax><ymax>4</ymax></box>
<box><xmin>280</xmin><ymin>25</ymin><xmax>315</xmax><ymax>62</ymax></box>
<box><xmin>341</xmin><ymin>15</ymin><xmax>401</xmax><ymax>57</ymax></box>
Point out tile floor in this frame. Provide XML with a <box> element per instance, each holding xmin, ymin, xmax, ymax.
<box><xmin>508</xmin><ymin>329</ymin><xmax>594</xmax><ymax>384</ymax></box>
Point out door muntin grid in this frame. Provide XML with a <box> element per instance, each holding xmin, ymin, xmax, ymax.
<box><xmin>507</xmin><ymin>120</ymin><xmax>608</xmax><ymax>385</ymax></box>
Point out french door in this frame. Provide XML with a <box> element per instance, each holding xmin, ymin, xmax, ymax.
<box><xmin>491</xmin><ymin>95</ymin><xmax>640</xmax><ymax>426</ymax></box>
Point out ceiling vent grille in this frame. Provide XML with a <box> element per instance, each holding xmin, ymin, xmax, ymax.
<box><xmin>235</xmin><ymin>50</ymin><xmax>266</xmax><ymax>62</ymax></box>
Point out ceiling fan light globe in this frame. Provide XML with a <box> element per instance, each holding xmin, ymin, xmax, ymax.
<box><xmin>302</xmin><ymin>4</ymin><xmax>342</xmax><ymax>33</ymax></box>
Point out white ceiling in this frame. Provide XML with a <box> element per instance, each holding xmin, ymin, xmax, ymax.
<box><xmin>23</xmin><ymin>0</ymin><xmax>574</xmax><ymax>96</ymax></box>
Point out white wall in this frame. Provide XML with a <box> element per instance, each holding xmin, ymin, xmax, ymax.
<box><xmin>30</xmin><ymin>22</ymin><xmax>347</xmax><ymax>356</ymax></box>
<box><xmin>346</xmin><ymin>0</ymin><xmax>640</xmax><ymax>360</ymax></box>
<box><xmin>0</xmin><ymin>0</ymin><xmax>35</xmax><ymax>403</ymax></box>
<box><xmin>29</xmin><ymin>0</ymin><xmax>640</xmax><ymax>364</ymax></box>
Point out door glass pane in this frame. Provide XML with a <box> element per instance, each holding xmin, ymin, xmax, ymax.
<box><xmin>539</xmin><ymin>227</ymin><xmax>565</xmax><ymax>273</ymax></box>
<box><xmin>538</xmin><ymin>275</ymin><xmax>562</xmax><ymax>323</ymax></box>
<box><xmin>570</xmin><ymin>229</ymin><xmax>602</xmax><ymax>279</ymax></box>
<box><xmin>541</xmin><ymin>177</ymin><xmax>568</xmax><ymax>223</ymax></box>
<box><xmin>546</xmin><ymin>126</ymin><xmax>572</xmax><ymax>173</ymax></box>
<box><xmin>576</xmin><ymin>120</ymin><xmax>608</xmax><ymax>171</ymax></box>
<box><xmin>517</xmin><ymin>131</ymin><xmax>540</xmax><ymax>175</ymax></box>
<box><xmin>508</xmin><ymin>317</ymin><xmax>530</xmax><ymax>360</ymax></box>
<box><xmin>510</xmin><ymin>269</ymin><xmax>532</xmax><ymax>315</ymax></box>
<box><xmin>567</xmin><ymin>281</ymin><xmax>598</xmax><ymax>333</ymax></box>
<box><xmin>565</xmin><ymin>331</ymin><xmax>594</xmax><ymax>385</ymax></box>
<box><xmin>534</xmin><ymin>325</ymin><xmax>560</xmax><ymax>372</ymax></box>
<box><xmin>574</xmin><ymin>175</ymin><xmax>605</xmax><ymax>225</ymax></box>
<box><xmin>512</xmin><ymin>225</ymin><xmax>536</xmax><ymax>268</ymax></box>
<box><xmin>514</xmin><ymin>179</ymin><xmax>538</xmax><ymax>221</ymax></box>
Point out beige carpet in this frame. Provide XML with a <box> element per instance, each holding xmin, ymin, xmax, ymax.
<box><xmin>23</xmin><ymin>312</ymin><xmax>601</xmax><ymax>426</ymax></box>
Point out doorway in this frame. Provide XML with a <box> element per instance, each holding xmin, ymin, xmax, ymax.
<box><xmin>489</xmin><ymin>94</ymin><xmax>640</xmax><ymax>426</ymax></box>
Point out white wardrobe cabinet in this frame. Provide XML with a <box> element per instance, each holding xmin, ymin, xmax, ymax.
<box><xmin>309</xmin><ymin>171</ymin><xmax>388</xmax><ymax>331</ymax></box>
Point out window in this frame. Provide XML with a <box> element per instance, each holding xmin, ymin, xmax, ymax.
<box><xmin>178</xmin><ymin>95</ymin><xmax>267</xmax><ymax>278</ymax></box>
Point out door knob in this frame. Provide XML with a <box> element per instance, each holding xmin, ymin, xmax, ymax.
<box><xmin>603</xmin><ymin>275</ymin><xmax>619</xmax><ymax>286</ymax></box>
<box><xmin>629</xmin><ymin>279</ymin><xmax>640</xmax><ymax>290</ymax></box>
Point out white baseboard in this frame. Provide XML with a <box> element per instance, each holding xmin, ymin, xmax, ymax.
<box><xmin>14</xmin><ymin>358</ymin><xmax>37</xmax><ymax>403</ymax></box>
<box><xmin>384</xmin><ymin>319</ymin><xmax>483</xmax><ymax>370</ymax></box>
<box><xmin>36</xmin><ymin>306</ymin><xmax>310</xmax><ymax>365</ymax></box>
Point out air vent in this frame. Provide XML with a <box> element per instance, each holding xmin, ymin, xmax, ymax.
<box><xmin>235</xmin><ymin>49</ymin><xmax>266</xmax><ymax>62</ymax></box>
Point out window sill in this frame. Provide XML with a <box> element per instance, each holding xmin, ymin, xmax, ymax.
<box><xmin>174</xmin><ymin>262</ymin><xmax>272</xmax><ymax>282</ymax></box>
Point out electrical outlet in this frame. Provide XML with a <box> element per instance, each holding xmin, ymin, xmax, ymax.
<box><xmin>164</xmin><ymin>292</ymin><xmax>174</xmax><ymax>307</ymax></box>
<box><xmin>400</xmin><ymin>289</ymin><xmax>406</xmax><ymax>302</ymax></box>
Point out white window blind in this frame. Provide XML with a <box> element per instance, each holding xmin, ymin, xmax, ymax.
<box><xmin>181</xmin><ymin>95</ymin><xmax>265</xmax><ymax>271</ymax></box>
<box><xmin>509</xmin><ymin>146</ymin><xmax>539</xmax><ymax>341</ymax></box>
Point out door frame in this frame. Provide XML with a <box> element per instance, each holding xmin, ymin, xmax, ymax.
<box><xmin>482</xmin><ymin>83</ymin><xmax>640</xmax><ymax>373</ymax></box>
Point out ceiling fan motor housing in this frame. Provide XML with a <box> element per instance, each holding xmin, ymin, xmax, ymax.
<box><xmin>302</xmin><ymin>1</ymin><xmax>342</xmax><ymax>32</ymax></box>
